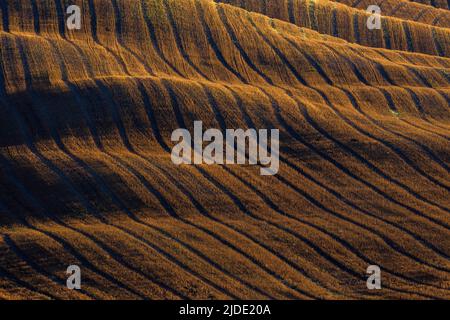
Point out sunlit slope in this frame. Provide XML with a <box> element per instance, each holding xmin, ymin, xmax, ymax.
<box><xmin>215</xmin><ymin>0</ymin><xmax>450</xmax><ymax>55</ymax></box>
<box><xmin>332</xmin><ymin>0</ymin><xmax>450</xmax><ymax>28</ymax></box>
<box><xmin>0</xmin><ymin>0</ymin><xmax>449</xmax><ymax>299</ymax></box>
<box><xmin>408</xmin><ymin>0</ymin><xmax>450</xmax><ymax>10</ymax></box>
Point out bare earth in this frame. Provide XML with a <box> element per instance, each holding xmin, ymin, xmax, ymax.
<box><xmin>0</xmin><ymin>0</ymin><xmax>449</xmax><ymax>299</ymax></box>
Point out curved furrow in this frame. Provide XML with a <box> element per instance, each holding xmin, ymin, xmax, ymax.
<box><xmin>139</xmin><ymin>0</ymin><xmax>185</xmax><ymax>78</ymax></box>
<box><xmin>141</xmin><ymin>154</ymin><xmax>349</xmax><ymax>298</ymax></box>
<box><xmin>5</xmin><ymin>8</ymin><xmax>448</xmax><ymax>274</ymax></box>
<box><xmin>0</xmin><ymin>236</ymin><xmax>52</xmax><ymax>299</ymax></box>
<box><xmin>216</xmin><ymin>0</ymin><xmax>449</xmax><ymax>56</ymax></box>
<box><xmin>1</xmin><ymin>234</ymin><xmax>94</xmax><ymax>299</ymax></box>
<box><xmin>282</xmin><ymin>39</ymin><xmax>450</xmax><ymax>186</ymax></box>
<box><xmin>227</xmin><ymin>16</ymin><xmax>450</xmax><ymax>222</ymax></box>
<box><xmin>198</xmin><ymin>165</ymin><xmax>441</xmax><ymax>298</ymax></box>
<box><xmin>1</xmin><ymin>41</ymin><xmax>193</xmax><ymax>297</ymax></box>
<box><xmin>161</xmin><ymin>79</ymin><xmax>445</xmax><ymax>298</ymax></box>
<box><xmin>347</xmin><ymin>46</ymin><xmax>449</xmax><ymax>111</ymax></box>
<box><xmin>1</xmin><ymin>0</ymin><xmax>449</xmax><ymax>300</ymax></box>
<box><xmin>69</xmin><ymin>6</ymin><xmax>380</xmax><ymax>298</ymax></box>
<box><xmin>144</xmin><ymin>159</ymin><xmax>378</xmax><ymax>298</ymax></box>
<box><xmin>29</xmin><ymin>12</ymin><xmax>295</xmax><ymax>298</ymax></box>
<box><xmin>0</xmin><ymin>230</ymin><xmax>61</xmax><ymax>300</ymax></box>
<box><xmin>364</xmin><ymin>49</ymin><xmax>450</xmax><ymax>136</ymax></box>
<box><xmin>74</xmin><ymin>76</ymin><xmax>319</xmax><ymax>299</ymax></box>
<box><xmin>200</xmin><ymin>83</ymin><xmax>450</xmax><ymax>287</ymax></box>
<box><xmin>211</xmin><ymin>7</ymin><xmax>448</xmax><ymax>224</ymax></box>
<box><xmin>0</xmin><ymin>1</ymin><xmax>9</xmax><ymax>32</ymax></box>
<box><xmin>335</xmin><ymin>0</ymin><xmax>449</xmax><ymax>27</ymax></box>
<box><xmin>258</xmin><ymin>86</ymin><xmax>450</xmax><ymax>233</ymax></box>
<box><xmin>127</xmin><ymin>79</ymin><xmax>450</xmax><ymax>293</ymax></box>
<box><xmin>184</xmin><ymin>5</ymin><xmax>449</xmax><ymax>261</ymax></box>
<box><xmin>164</xmin><ymin>82</ymin><xmax>355</xmax><ymax>297</ymax></box>
<box><xmin>0</xmin><ymin>154</ymin><xmax>152</xmax><ymax>299</ymax></box>
<box><xmin>329</xmin><ymin>45</ymin><xmax>450</xmax><ymax>129</ymax></box>
<box><xmin>1</xmin><ymin>143</ymin><xmax>189</xmax><ymax>299</ymax></box>
<box><xmin>188</xmin><ymin>79</ymin><xmax>450</xmax><ymax>280</ymax></box>
<box><xmin>223</xmin><ymin>84</ymin><xmax>450</xmax><ymax>262</ymax></box>
<box><xmin>96</xmin><ymin>151</ymin><xmax>277</xmax><ymax>299</ymax></box>
<box><xmin>2</xmin><ymin>148</ymin><xmax>198</xmax><ymax>299</ymax></box>
<box><xmin>378</xmin><ymin>85</ymin><xmax>450</xmax><ymax>141</ymax></box>
<box><xmin>345</xmin><ymin>85</ymin><xmax>450</xmax><ymax>177</ymax></box>
<box><xmin>10</xmin><ymin>40</ymin><xmax>251</xmax><ymax>300</ymax></box>
<box><xmin>334</xmin><ymin>45</ymin><xmax>450</xmax><ymax>134</ymax></box>
<box><xmin>162</xmin><ymin>0</ymin><xmax>212</xmax><ymax>81</ymax></box>
<box><xmin>349</xmin><ymin>47</ymin><xmax>450</xmax><ymax>141</ymax></box>
<box><xmin>288</xmin><ymin>0</ymin><xmax>296</xmax><ymax>24</ymax></box>
<box><xmin>50</xmin><ymin>104</ymin><xmax>266</xmax><ymax>299</ymax></box>
<box><xmin>0</xmin><ymin>105</ymin><xmax>150</xmax><ymax>300</ymax></box>
<box><xmin>160</xmin><ymin>81</ymin><xmax>372</xmax><ymax>298</ymax></box>
<box><xmin>0</xmin><ymin>44</ymin><xmax>166</xmax><ymax>300</ymax></box>
<box><xmin>202</xmin><ymin>84</ymin><xmax>450</xmax><ymax>277</ymax></box>
<box><xmin>0</xmin><ymin>217</ymin><xmax>117</xmax><ymax>300</ymax></box>
<box><xmin>40</xmin><ymin>0</ymin><xmax>132</xmax><ymax>77</ymax></box>
<box><xmin>432</xmin><ymin>28</ymin><xmax>445</xmax><ymax>57</ymax></box>
<box><xmin>0</xmin><ymin>267</ymin><xmax>49</xmax><ymax>300</ymax></box>
<box><xmin>247</xmin><ymin>16</ymin><xmax>450</xmax><ymax>210</ymax></box>
<box><xmin>108</xmin><ymin>0</ymin><xmax>155</xmax><ymax>75</ymax></box>
<box><xmin>247</xmin><ymin>15</ymin><xmax>450</xmax><ymax>214</ymax></box>
<box><xmin>34</xmin><ymin>21</ymin><xmax>316</xmax><ymax>298</ymax></box>
<box><xmin>130</xmin><ymin>11</ymin><xmax>432</xmax><ymax>292</ymax></box>
<box><xmin>223</xmin><ymin>164</ymin><xmax>450</xmax><ymax>292</ymax></box>
<box><xmin>114</xmin><ymin>152</ymin><xmax>315</xmax><ymax>299</ymax></box>
<box><xmin>216</xmin><ymin>6</ymin><xmax>274</xmax><ymax>84</ymax></box>
<box><xmin>194</xmin><ymin>0</ymin><xmax>247</xmax><ymax>83</ymax></box>
<box><xmin>83</xmin><ymin>0</ymin><xmax>131</xmax><ymax>75</ymax></box>
<box><xmin>292</xmin><ymin>41</ymin><xmax>450</xmax><ymax>181</ymax></box>
<box><xmin>265</xmin><ymin>87</ymin><xmax>449</xmax><ymax>230</ymax></box>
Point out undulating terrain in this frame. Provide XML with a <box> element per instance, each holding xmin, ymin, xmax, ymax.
<box><xmin>0</xmin><ymin>0</ymin><xmax>449</xmax><ymax>299</ymax></box>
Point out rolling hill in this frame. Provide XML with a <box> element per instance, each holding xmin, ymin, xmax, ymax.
<box><xmin>0</xmin><ymin>0</ymin><xmax>449</xmax><ymax>299</ymax></box>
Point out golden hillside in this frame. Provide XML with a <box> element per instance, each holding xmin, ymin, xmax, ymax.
<box><xmin>0</xmin><ymin>0</ymin><xmax>449</xmax><ymax>299</ymax></box>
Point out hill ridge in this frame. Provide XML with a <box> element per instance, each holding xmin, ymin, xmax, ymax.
<box><xmin>0</xmin><ymin>0</ymin><xmax>449</xmax><ymax>299</ymax></box>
